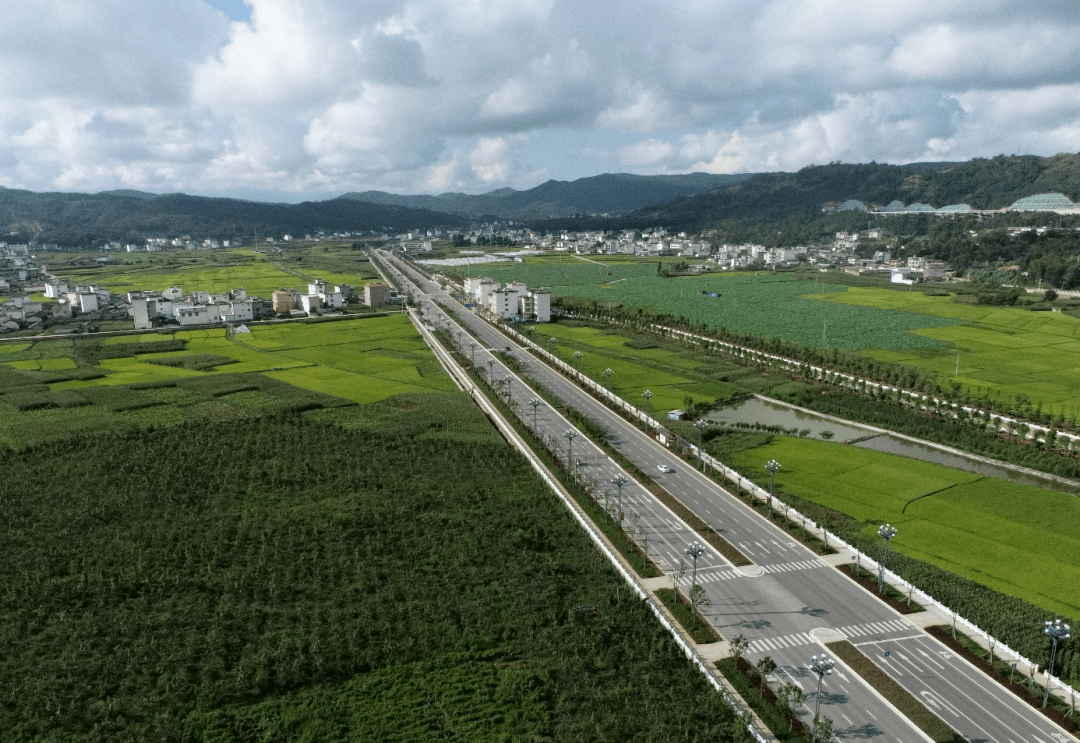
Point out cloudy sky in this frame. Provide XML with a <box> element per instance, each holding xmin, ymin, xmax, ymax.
<box><xmin>2</xmin><ymin>0</ymin><xmax>1079</xmax><ymax>201</ymax></box>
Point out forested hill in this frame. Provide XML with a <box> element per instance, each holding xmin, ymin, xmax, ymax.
<box><xmin>627</xmin><ymin>154</ymin><xmax>1080</xmax><ymax>230</ymax></box>
<box><xmin>0</xmin><ymin>187</ymin><xmax>467</xmax><ymax>247</ymax></box>
<box><xmin>338</xmin><ymin>172</ymin><xmax>751</xmax><ymax>219</ymax></box>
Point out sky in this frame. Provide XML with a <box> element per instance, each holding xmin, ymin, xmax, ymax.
<box><xmin>2</xmin><ymin>0</ymin><xmax>1079</xmax><ymax>202</ymax></box>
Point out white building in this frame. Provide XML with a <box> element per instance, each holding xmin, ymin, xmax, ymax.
<box><xmin>174</xmin><ymin>303</ymin><xmax>221</xmax><ymax>326</ymax></box>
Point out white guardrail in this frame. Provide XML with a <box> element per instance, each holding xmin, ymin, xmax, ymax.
<box><xmin>385</xmin><ymin>266</ymin><xmax>771</xmax><ymax>741</ymax></box>
<box><xmin>496</xmin><ymin>319</ymin><xmax>1075</xmax><ymax>707</ymax></box>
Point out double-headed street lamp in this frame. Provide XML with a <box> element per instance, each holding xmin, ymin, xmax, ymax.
<box><xmin>486</xmin><ymin>359</ymin><xmax>495</xmax><ymax>382</ymax></box>
<box><xmin>603</xmin><ymin>367</ymin><xmax>614</xmax><ymax>390</ymax></box>
<box><xmin>503</xmin><ymin>375</ymin><xmax>514</xmax><ymax>400</ymax></box>
<box><xmin>528</xmin><ymin>398</ymin><xmax>542</xmax><ymax>430</ymax></box>
<box><xmin>1043</xmin><ymin>619</ymin><xmax>1071</xmax><ymax>707</ymax></box>
<box><xmin>765</xmin><ymin>459</ymin><xmax>781</xmax><ymax>518</ymax></box>
<box><xmin>685</xmin><ymin>541</ymin><xmax>705</xmax><ymax>587</ymax></box>
<box><xmin>611</xmin><ymin>473</ymin><xmax>628</xmax><ymax>520</ymax></box>
<box><xmin>877</xmin><ymin>523</ymin><xmax>897</xmax><ymax>594</ymax></box>
<box><xmin>695</xmin><ymin>419</ymin><xmax>708</xmax><ymax>470</ymax></box>
<box><xmin>810</xmin><ymin>654</ymin><xmax>834</xmax><ymax>719</ymax></box>
<box><xmin>469</xmin><ymin>342</ymin><xmax>477</xmax><ymax>367</ymax></box>
<box><xmin>573</xmin><ymin>350</ymin><xmax>582</xmax><ymax>371</ymax></box>
<box><xmin>642</xmin><ymin>390</ymin><xmax>654</xmax><ymax>430</ymax></box>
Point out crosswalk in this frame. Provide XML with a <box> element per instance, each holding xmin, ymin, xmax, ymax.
<box><xmin>748</xmin><ymin>631</ymin><xmax>816</xmax><ymax>653</ymax></box>
<box><xmin>745</xmin><ymin>619</ymin><xmax>912</xmax><ymax>654</ymax></box>
<box><xmin>677</xmin><ymin>568</ymin><xmax>740</xmax><ymax>585</ymax></box>
<box><xmin>760</xmin><ymin>559</ymin><xmax>826</xmax><ymax>574</ymax></box>
<box><xmin>836</xmin><ymin>618</ymin><xmax>912</xmax><ymax>638</ymax></box>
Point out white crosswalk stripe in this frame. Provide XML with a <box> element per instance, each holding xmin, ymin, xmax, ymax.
<box><xmin>837</xmin><ymin>619</ymin><xmax>911</xmax><ymax>637</ymax></box>
<box><xmin>677</xmin><ymin>569</ymin><xmax>739</xmax><ymax>585</ymax></box>
<box><xmin>747</xmin><ymin>632</ymin><xmax>815</xmax><ymax>653</ymax></box>
<box><xmin>760</xmin><ymin>559</ymin><xmax>825</xmax><ymax>574</ymax></box>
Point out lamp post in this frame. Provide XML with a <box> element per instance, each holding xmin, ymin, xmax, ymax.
<box><xmin>455</xmin><ymin>330</ymin><xmax>463</xmax><ymax>347</ymax></box>
<box><xmin>469</xmin><ymin>342</ymin><xmax>477</xmax><ymax>367</ymax></box>
<box><xmin>877</xmin><ymin>523</ymin><xmax>897</xmax><ymax>594</ymax></box>
<box><xmin>564</xmin><ymin>430</ymin><xmax>578</xmax><ymax>464</ymax></box>
<box><xmin>685</xmin><ymin>541</ymin><xmax>705</xmax><ymax>587</ymax></box>
<box><xmin>503</xmin><ymin>375</ymin><xmax>513</xmax><ymax>401</ymax></box>
<box><xmin>765</xmin><ymin>459</ymin><xmax>781</xmax><ymax>518</ymax></box>
<box><xmin>486</xmin><ymin>359</ymin><xmax>495</xmax><ymax>383</ymax></box>
<box><xmin>1043</xmin><ymin>619</ymin><xmax>1071</xmax><ymax>707</ymax></box>
<box><xmin>611</xmin><ymin>473</ymin><xmax>628</xmax><ymax>520</ymax></box>
<box><xmin>810</xmin><ymin>654</ymin><xmax>834</xmax><ymax>719</ymax></box>
<box><xmin>642</xmin><ymin>390</ymin><xmax>653</xmax><ymax>430</ymax></box>
<box><xmin>528</xmin><ymin>398</ymin><xmax>542</xmax><ymax>430</ymax></box>
<box><xmin>695</xmin><ymin>419</ymin><xmax>708</xmax><ymax>470</ymax></box>
<box><xmin>549</xmin><ymin>336</ymin><xmax>557</xmax><ymax>352</ymax></box>
<box><xmin>573</xmin><ymin>350</ymin><xmax>582</xmax><ymax>371</ymax></box>
<box><xmin>603</xmin><ymin>367</ymin><xmax>613</xmax><ymax>390</ymax></box>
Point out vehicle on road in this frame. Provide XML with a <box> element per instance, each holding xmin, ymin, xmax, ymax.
<box><xmin>657</xmin><ymin>464</ymin><xmax>673</xmax><ymax>473</ymax></box>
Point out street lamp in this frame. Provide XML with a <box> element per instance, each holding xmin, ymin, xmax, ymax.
<box><xmin>564</xmin><ymin>430</ymin><xmax>578</xmax><ymax>463</ymax></box>
<box><xmin>503</xmin><ymin>375</ymin><xmax>513</xmax><ymax>400</ymax></box>
<box><xmin>603</xmin><ymin>367</ymin><xmax>613</xmax><ymax>389</ymax></box>
<box><xmin>611</xmin><ymin>473</ymin><xmax>628</xmax><ymax>520</ymax></box>
<box><xmin>877</xmin><ymin>523</ymin><xmax>897</xmax><ymax>594</ymax></box>
<box><xmin>695</xmin><ymin>419</ymin><xmax>708</xmax><ymax>470</ymax></box>
<box><xmin>469</xmin><ymin>342</ymin><xmax>477</xmax><ymax>367</ymax></box>
<box><xmin>486</xmin><ymin>359</ymin><xmax>495</xmax><ymax>383</ymax></box>
<box><xmin>810</xmin><ymin>654</ymin><xmax>834</xmax><ymax>719</ymax></box>
<box><xmin>642</xmin><ymin>389</ymin><xmax>653</xmax><ymax>430</ymax></box>
<box><xmin>1043</xmin><ymin>619</ymin><xmax>1071</xmax><ymax>707</ymax></box>
<box><xmin>549</xmin><ymin>336</ymin><xmax>558</xmax><ymax>351</ymax></box>
<box><xmin>573</xmin><ymin>350</ymin><xmax>582</xmax><ymax>371</ymax></box>
<box><xmin>765</xmin><ymin>459</ymin><xmax>781</xmax><ymax>518</ymax></box>
<box><xmin>685</xmin><ymin>541</ymin><xmax>705</xmax><ymax>587</ymax></box>
<box><xmin>528</xmin><ymin>398</ymin><xmax>542</xmax><ymax>430</ymax></box>
<box><xmin>455</xmin><ymin>330</ymin><xmax>463</xmax><ymax>348</ymax></box>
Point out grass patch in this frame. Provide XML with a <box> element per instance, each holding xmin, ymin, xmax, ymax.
<box><xmin>715</xmin><ymin>657</ymin><xmax>807</xmax><ymax>742</ymax></box>
<box><xmin>655</xmin><ymin>588</ymin><xmax>718</xmax><ymax>644</ymax></box>
<box><xmin>824</xmin><ymin>640</ymin><xmax>964</xmax><ymax>743</ymax></box>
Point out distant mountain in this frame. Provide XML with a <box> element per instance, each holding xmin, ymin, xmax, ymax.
<box><xmin>0</xmin><ymin>187</ymin><xmax>467</xmax><ymax>246</ymax></box>
<box><xmin>337</xmin><ymin>172</ymin><xmax>752</xmax><ymax>219</ymax></box>
<box><xmin>627</xmin><ymin>154</ymin><xmax>1080</xmax><ymax>230</ymax></box>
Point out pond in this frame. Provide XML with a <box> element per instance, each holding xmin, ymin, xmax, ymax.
<box><xmin>706</xmin><ymin>396</ymin><xmax>1080</xmax><ymax>495</ymax></box>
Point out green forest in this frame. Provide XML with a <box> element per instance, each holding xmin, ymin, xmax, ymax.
<box><xmin>0</xmin><ymin>393</ymin><xmax>750</xmax><ymax>742</ymax></box>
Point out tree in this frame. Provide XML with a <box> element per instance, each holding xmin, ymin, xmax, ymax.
<box><xmin>689</xmin><ymin>584</ymin><xmax>711</xmax><ymax>615</ymax></box>
<box><xmin>820</xmin><ymin>430</ymin><xmax>834</xmax><ymax>440</ymax></box>
<box><xmin>729</xmin><ymin>635</ymin><xmax>749</xmax><ymax>664</ymax></box>
<box><xmin>671</xmin><ymin>560</ymin><xmax>687</xmax><ymax>602</ymax></box>
<box><xmin>810</xmin><ymin>715</ymin><xmax>834</xmax><ymax>743</ymax></box>
<box><xmin>755</xmin><ymin>656</ymin><xmax>777</xmax><ymax>694</ymax></box>
<box><xmin>776</xmin><ymin>683</ymin><xmax>806</xmax><ymax>730</ymax></box>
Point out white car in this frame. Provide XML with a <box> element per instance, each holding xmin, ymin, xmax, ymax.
<box><xmin>657</xmin><ymin>464</ymin><xmax>673</xmax><ymax>473</ymax></box>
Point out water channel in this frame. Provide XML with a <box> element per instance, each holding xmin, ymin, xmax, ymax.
<box><xmin>705</xmin><ymin>396</ymin><xmax>1080</xmax><ymax>495</ymax></box>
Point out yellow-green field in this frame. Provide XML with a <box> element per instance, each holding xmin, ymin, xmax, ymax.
<box><xmin>812</xmin><ymin>287</ymin><xmax>1080</xmax><ymax>416</ymax></box>
<box><xmin>727</xmin><ymin>436</ymin><xmax>1080</xmax><ymax>616</ymax></box>
<box><xmin>47</xmin><ymin>245</ymin><xmax>378</xmax><ymax>299</ymax></box>
<box><xmin>0</xmin><ymin>315</ymin><xmax>455</xmax><ymax>448</ymax></box>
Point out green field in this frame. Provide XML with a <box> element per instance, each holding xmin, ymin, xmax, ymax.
<box><xmin>725</xmin><ymin>436</ymin><xmax>1080</xmax><ymax>617</ymax></box>
<box><xmin>0</xmin><ymin>396</ymin><xmax>747</xmax><ymax>741</ymax></box>
<box><xmin>531</xmin><ymin>323</ymin><xmax>740</xmax><ymax>416</ymax></box>
<box><xmin>813</xmin><ymin>287</ymin><xmax>1080</xmax><ymax>417</ymax></box>
<box><xmin>0</xmin><ymin>315</ymin><xmax>455</xmax><ymax>448</ymax></box>
<box><xmin>470</xmin><ymin>262</ymin><xmax>958</xmax><ymax>353</ymax></box>
<box><xmin>47</xmin><ymin>244</ymin><xmax>378</xmax><ymax>299</ymax></box>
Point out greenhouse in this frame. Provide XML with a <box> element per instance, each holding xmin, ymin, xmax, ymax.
<box><xmin>1009</xmin><ymin>193</ymin><xmax>1078</xmax><ymax>211</ymax></box>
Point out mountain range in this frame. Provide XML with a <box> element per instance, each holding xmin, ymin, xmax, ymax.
<box><xmin>3</xmin><ymin>153</ymin><xmax>1079</xmax><ymax>247</ymax></box>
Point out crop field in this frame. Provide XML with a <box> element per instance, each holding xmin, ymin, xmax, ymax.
<box><xmin>814</xmin><ymin>287</ymin><xmax>1080</xmax><ymax>416</ymax></box>
<box><xmin>725</xmin><ymin>436</ymin><xmax>1080</xmax><ymax>616</ymax></box>
<box><xmin>535</xmin><ymin>323</ymin><xmax>737</xmax><ymax>415</ymax></box>
<box><xmin>0</xmin><ymin>315</ymin><xmax>454</xmax><ymax>448</ymax></box>
<box><xmin>48</xmin><ymin>245</ymin><xmax>378</xmax><ymax>299</ymax></box>
<box><xmin>475</xmin><ymin>262</ymin><xmax>957</xmax><ymax>353</ymax></box>
<box><xmin>0</xmin><ymin>397</ymin><xmax>747</xmax><ymax>741</ymax></box>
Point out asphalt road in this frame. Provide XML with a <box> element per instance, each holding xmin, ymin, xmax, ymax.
<box><xmin>379</xmin><ymin>252</ymin><xmax>1077</xmax><ymax>743</ymax></box>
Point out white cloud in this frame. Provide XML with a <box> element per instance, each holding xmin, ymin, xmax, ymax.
<box><xmin>0</xmin><ymin>0</ymin><xmax>1078</xmax><ymax>199</ymax></box>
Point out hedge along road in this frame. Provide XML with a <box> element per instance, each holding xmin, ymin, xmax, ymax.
<box><xmin>383</xmin><ymin>251</ymin><xmax>1079</xmax><ymax>743</ymax></box>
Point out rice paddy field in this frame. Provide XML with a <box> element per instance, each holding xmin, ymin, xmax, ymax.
<box><xmin>0</xmin><ymin>314</ymin><xmax>455</xmax><ymax>448</ymax></box>
<box><xmin>811</xmin><ymin>287</ymin><xmax>1080</xmax><ymax>417</ymax></box>
<box><xmin>725</xmin><ymin>436</ymin><xmax>1080</xmax><ymax>617</ymax></box>
<box><xmin>466</xmin><ymin>258</ymin><xmax>1080</xmax><ymax>416</ymax></box>
<box><xmin>45</xmin><ymin>244</ymin><xmax>378</xmax><ymax>299</ymax></box>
